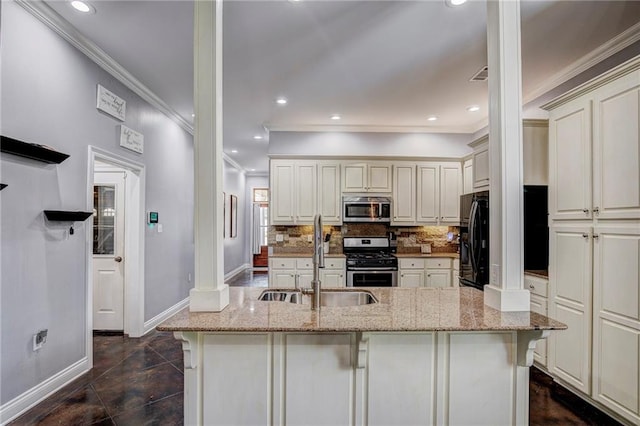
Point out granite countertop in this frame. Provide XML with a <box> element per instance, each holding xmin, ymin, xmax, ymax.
<box><xmin>270</xmin><ymin>253</ymin><xmax>346</xmax><ymax>258</ymax></box>
<box><xmin>525</xmin><ymin>270</ymin><xmax>549</xmax><ymax>279</ymax></box>
<box><xmin>157</xmin><ymin>287</ymin><xmax>566</xmax><ymax>333</ymax></box>
<box><xmin>394</xmin><ymin>253</ymin><xmax>459</xmax><ymax>259</ymax></box>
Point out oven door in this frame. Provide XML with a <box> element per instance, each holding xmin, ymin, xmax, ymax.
<box><xmin>347</xmin><ymin>268</ymin><xmax>397</xmax><ymax>287</ymax></box>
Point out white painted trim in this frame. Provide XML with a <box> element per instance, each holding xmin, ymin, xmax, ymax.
<box><xmin>143</xmin><ymin>297</ymin><xmax>190</xmax><ymax>335</ymax></box>
<box><xmin>15</xmin><ymin>0</ymin><xmax>194</xmax><ymax>135</ymax></box>
<box><xmin>526</xmin><ymin>21</ymin><xmax>640</xmax><ymax>106</ymax></box>
<box><xmin>224</xmin><ymin>263</ymin><xmax>251</xmax><ymax>281</ymax></box>
<box><xmin>265</xmin><ymin>123</ymin><xmax>479</xmax><ymax>134</ymax></box>
<box><xmin>223</xmin><ymin>154</ymin><xmax>246</xmax><ymax>174</ymax></box>
<box><xmin>0</xmin><ymin>357</ymin><xmax>89</xmax><ymax>425</ymax></box>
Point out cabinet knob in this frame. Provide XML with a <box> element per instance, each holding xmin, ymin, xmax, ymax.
<box><xmin>593</xmin><ymin>234</ymin><xmax>599</xmax><ymax>240</ymax></box>
<box><xmin>593</xmin><ymin>207</ymin><xmax>600</xmax><ymax>215</ymax></box>
<box><xmin>582</xmin><ymin>233</ymin><xmax>589</xmax><ymax>239</ymax></box>
<box><xmin>583</xmin><ymin>208</ymin><xmax>589</xmax><ymax>214</ymax></box>
<box><xmin>529</xmin><ymin>284</ymin><xmax>534</xmax><ymax>289</ymax></box>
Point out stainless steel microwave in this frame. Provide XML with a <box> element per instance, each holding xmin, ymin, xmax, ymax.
<box><xmin>343</xmin><ymin>196</ymin><xmax>392</xmax><ymax>222</ymax></box>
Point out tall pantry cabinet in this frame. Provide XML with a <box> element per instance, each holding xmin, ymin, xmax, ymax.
<box><xmin>544</xmin><ymin>57</ymin><xmax>640</xmax><ymax>425</ymax></box>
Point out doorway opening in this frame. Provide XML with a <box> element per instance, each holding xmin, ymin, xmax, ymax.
<box><xmin>252</xmin><ymin>188</ymin><xmax>269</xmax><ymax>271</ymax></box>
<box><xmin>86</xmin><ymin>147</ymin><xmax>145</xmax><ymax>366</ymax></box>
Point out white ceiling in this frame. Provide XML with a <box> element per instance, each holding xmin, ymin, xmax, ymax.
<box><xmin>45</xmin><ymin>0</ymin><xmax>640</xmax><ymax>173</ymax></box>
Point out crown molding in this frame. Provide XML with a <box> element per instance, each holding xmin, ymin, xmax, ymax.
<box><xmin>223</xmin><ymin>154</ymin><xmax>246</xmax><ymax>174</ymax></box>
<box><xmin>265</xmin><ymin>123</ymin><xmax>479</xmax><ymax>134</ymax></box>
<box><xmin>17</xmin><ymin>0</ymin><xmax>194</xmax><ymax>136</ymax></box>
<box><xmin>525</xmin><ymin>20</ymin><xmax>640</xmax><ymax>106</ymax></box>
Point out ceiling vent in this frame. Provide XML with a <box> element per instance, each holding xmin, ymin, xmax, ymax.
<box><xmin>470</xmin><ymin>66</ymin><xmax>488</xmax><ymax>82</ymax></box>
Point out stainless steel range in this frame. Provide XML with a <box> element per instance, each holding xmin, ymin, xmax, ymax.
<box><xmin>343</xmin><ymin>237</ymin><xmax>398</xmax><ymax>287</ymax></box>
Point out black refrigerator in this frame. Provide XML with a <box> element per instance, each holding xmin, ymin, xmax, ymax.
<box><xmin>459</xmin><ymin>191</ymin><xmax>489</xmax><ymax>290</ymax></box>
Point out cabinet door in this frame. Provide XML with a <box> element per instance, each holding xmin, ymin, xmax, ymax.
<box><xmin>270</xmin><ymin>270</ymin><xmax>297</xmax><ymax>288</ymax></box>
<box><xmin>472</xmin><ymin>141</ymin><xmax>489</xmax><ymax>189</ymax></box>
<box><xmin>320</xmin><ymin>270</ymin><xmax>345</xmax><ymax>287</ymax></box>
<box><xmin>523</xmin><ymin>120</ymin><xmax>549</xmax><ymax>185</ymax></box>
<box><xmin>463</xmin><ymin>159</ymin><xmax>473</xmax><ymax>194</ymax></box>
<box><xmin>548</xmin><ymin>97</ymin><xmax>593</xmax><ymax>220</ymax></box>
<box><xmin>548</xmin><ymin>224</ymin><xmax>592</xmax><ymax>393</ymax></box>
<box><xmin>399</xmin><ymin>270</ymin><xmax>424</xmax><ymax>288</ymax></box>
<box><xmin>592</xmin><ymin>226</ymin><xmax>640</xmax><ymax>422</ymax></box>
<box><xmin>416</xmin><ymin>163</ymin><xmax>439</xmax><ymax>223</ymax></box>
<box><xmin>270</xmin><ymin>161</ymin><xmax>295</xmax><ymax>224</ymax></box>
<box><xmin>592</xmin><ymin>70</ymin><xmax>640</xmax><ymax>220</ymax></box>
<box><xmin>440</xmin><ymin>162</ymin><xmax>462</xmax><ymax>223</ymax></box>
<box><xmin>392</xmin><ymin>164</ymin><xmax>416</xmax><ymax>224</ymax></box>
<box><xmin>294</xmin><ymin>162</ymin><xmax>317</xmax><ymax>224</ymax></box>
<box><xmin>297</xmin><ymin>272</ymin><xmax>314</xmax><ymax>288</ymax></box>
<box><xmin>318</xmin><ymin>163</ymin><xmax>342</xmax><ymax>225</ymax></box>
<box><xmin>425</xmin><ymin>269</ymin><xmax>451</xmax><ymax>288</ymax></box>
<box><xmin>342</xmin><ymin>163</ymin><xmax>367</xmax><ymax>192</ymax></box>
<box><xmin>368</xmin><ymin>163</ymin><xmax>392</xmax><ymax>192</ymax></box>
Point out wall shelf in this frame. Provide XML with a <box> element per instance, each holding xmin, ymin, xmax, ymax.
<box><xmin>44</xmin><ymin>210</ymin><xmax>93</xmax><ymax>222</ymax></box>
<box><xmin>0</xmin><ymin>184</ymin><xmax>7</xmax><ymax>191</ymax></box>
<box><xmin>1</xmin><ymin>135</ymin><xmax>70</xmax><ymax>164</ymax></box>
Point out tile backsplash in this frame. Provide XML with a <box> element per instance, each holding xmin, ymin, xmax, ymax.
<box><xmin>269</xmin><ymin>224</ymin><xmax>459</xmax><ymax>254</ymax></box>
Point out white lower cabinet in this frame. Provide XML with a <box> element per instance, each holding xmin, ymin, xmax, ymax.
<box><xmin>320</xmin><ymin>258</ymin><xmax>346</xmax><ymax>287</ymax></box>
<box><xmin>269</xmin><ymin>257</ymin><xmax>346</xmax><ymax>288</ymax></box>
<box><xmin>526</xmin><ymin>274</ymin><xmax>549</xmax><ymax>367</ymax></box>
<box><xmin>398</xmin><ymin>257</ymin><xmax>454</xmax><ymax>288</ymax></box>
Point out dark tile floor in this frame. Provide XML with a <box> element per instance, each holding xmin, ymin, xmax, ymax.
<box><xmin>11</xmin><ymin>270</ymin><xmax>624</xmax><ymax>425</ymax></box>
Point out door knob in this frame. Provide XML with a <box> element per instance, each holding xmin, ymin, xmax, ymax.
<box><xmin>114</xmin><ymin>256</ymin><xmax>123</xmax><ymax>263</ymax></box>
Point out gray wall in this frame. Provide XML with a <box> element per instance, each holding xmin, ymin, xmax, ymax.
<box><xmin>269</xmin><ymin>131</ymin><xmax>474</xmax><ymax>158</ymax></box>
<box><xmin>223</xmin><ymin>159</ymin><xmax>247</xmax><ymax>274</ymax></box>
<box><xmin>0</xmin><ymin>2</ymin><xmax>194</xmax><ymax>404</ymax></box>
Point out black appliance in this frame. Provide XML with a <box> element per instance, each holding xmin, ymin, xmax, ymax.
<box><xmin>343</xmin><ymin>237</ymin><xmax>398</xmax><ymax>287</ymax></box>
<box><xmin>523</xmin><ymin>185</ymin><xmax>549</xmax><ymax>270</ymax></box>
<box><xmin>459</xmin><ymin>191</ymin><xmax>489</xmax><ymax>290</ymax></box>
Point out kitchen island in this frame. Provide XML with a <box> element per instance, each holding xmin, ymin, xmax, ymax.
<box><xmin>158</xmin><ymin>287</ymin><xmax>565</xmax><ymax>425</ymax></box>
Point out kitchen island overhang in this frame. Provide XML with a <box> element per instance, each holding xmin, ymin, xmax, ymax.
<box><xmin>158</xmin><ymin>287</ymin><xmax>566</xmax><ymax>426</ymax></box>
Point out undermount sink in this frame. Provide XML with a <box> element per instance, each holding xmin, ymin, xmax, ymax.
<box><xmin>259</xmin><ymin>290</ymin><xmax>377</xmax><ymax>307</ymax></box>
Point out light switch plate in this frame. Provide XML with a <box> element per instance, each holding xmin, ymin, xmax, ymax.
<box><xmin>276</xmin><ymin>234</ymin><xmax>284</xmax><ymax>242</ymax></box>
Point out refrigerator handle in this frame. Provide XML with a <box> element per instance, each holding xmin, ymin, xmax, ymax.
<box><xmin>468</xmin><ymin>200</ymin><xmax>479</xmax><ymax>275</ymax></box>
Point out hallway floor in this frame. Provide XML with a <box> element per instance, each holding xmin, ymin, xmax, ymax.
<box><xmin>11</xmin><ymin>271</ymin><xmax>623</xmax><ymax>425</ymax></box>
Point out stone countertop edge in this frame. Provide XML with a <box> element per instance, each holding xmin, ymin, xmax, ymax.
<box><xmin>157</xmin><ymin>287</ymin><xmax>566</xmax><ymax>333</ymax></box>
<box><xmin>269</xmin><ymin>253</ymin><xmax>346</xmax><ymax>258</ymax></box>
<box><xmin>394</xmin><ymin>253</ymin><xmax>460</xmax><ymax>259</ymax></box>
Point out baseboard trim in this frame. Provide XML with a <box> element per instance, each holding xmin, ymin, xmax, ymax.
<box><xmin>224</xmin><ymin>263</ymin><xmax>251</xmax><ymax>281</ymax></box>
<box><xmin>0</xmin><ymin>357</ymin><xmax>89</xmax><ymax>425</ymax></box>
<box><xmin>143</xmin><ymin>297</ymin><xmax>190</xmax><ymax>335</ymax></box>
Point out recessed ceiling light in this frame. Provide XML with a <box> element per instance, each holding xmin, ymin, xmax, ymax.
<box><xmin>250</xmin><ymin>169</ymin><xmax>256</xmax><ymax>172</ymax></box>
<box><xmin>427</xmin><ymin>116</ymin><xmax>438</xmax><ymax>122</ymax></box>
<box><xmin>253</xmin><ymin>135</ymin><xmax>263</xmax><ymax>140</ymax></box>
<box><xmin>467</xmin><ymin>105</ymin><xmax>480</xmax><ymax>112</ymax></box>
<box><xmin>276</xmin><ymin>97</ymin><xmax>288</xmax><ymax>105</ymax></box>
<box><xmin>70</xmin><ymin>0</ymin><xmax>95</xmax><ymax>13</ymax></box>
<box><xmin>231</xmin><ymin>150</ymin><xmax>238</xmax><ymax>153</ymax></box>
<box><xmin>330</xmin><ymin>114</ymin><xmax>341</xmax><ymax>120</ymax></box>
<box><xmin>445</xmin><ymin>0</ymin><xmax>467</xmax><ymax>7</ymax></box>
<box><xmin>191</xmin><ymin>113</ymin><xmax>195</xmax><ymax>118</ymax></box>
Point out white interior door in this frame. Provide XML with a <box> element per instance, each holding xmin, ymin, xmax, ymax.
<box><xmin>93</xmin><ymin>171</ymin><xmax>126</xmax><ymax>331</ymax></box>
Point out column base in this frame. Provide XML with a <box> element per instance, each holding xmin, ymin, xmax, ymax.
<box><xmin>484</xmin><ymin>285</ymin><xmax>530</xmax><ymax>312</ymax></box>
<box><xmin>189</xmin><ymin>285</ymin><xmax>230</xmax><ymax>312</ymax></box>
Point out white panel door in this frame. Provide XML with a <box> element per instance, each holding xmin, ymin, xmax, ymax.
<box><xmin>472</xmin><ymin>146</ymin><xmax>490</xmax><ymax>189</ymax></box>
<box><xmin>399</xmin><ymin>270</ymin><xmax>424</xmax><ymax>288</ymax></box>
<box><xmin>368</xmin><ymin>163</ymin><xmax>392</xmax><ymax>192</ymax></box>
<box><xmin>342</xmin><ymin>163</ymin><xmax>367</xmax><ymax>192</ymax></box>
<box><xmin>439</xmin><ymin>162</ymin><xmax>462</xmax><ymax>223</ymax></box>
<box><xmin>548</xmin><ymin>97</ymin><xmax>593</xmax><ymax>220</ymax></box>
<box><xmin>282</xmin><ymin>334</ymin><xmax>354</xmax><ymax>425</ymax></box>
<box><xmin>392</xmin><ymin>163</ymin><xmax>416</xmax><ymax>224</ymax></box>
<box><xmin>367</xmin><ymin>333</ymin><xmax>435</xmax><ymax>425</ymax></box>
<box><xmin>416</xmin><ymin>163</ymin><xmax>439</xmax><ymax>223</ymax></box>
<box><xmin>592</xmin><ymin>71</ymin><xmax>640</xmax><ymax>220</ymax></box>
<box><xmin>548</xmin><ymin>224</ymin><xmax>592</xmax><ymax>393</ymax></box>
<box><xmin>93</xmin><ymin>171</ymin><xmax>125</xmax><ymax>331</ymax></box>
<box><xmin>318</xmin><ymin>162</ymin><xmax>341</xmax><ymax>224</ymax></box>
<box><xmin>320</xmin><ymin>270</ymin><xmax>345</xmax><ymax>287</ymax></box>
<box><xmin>203</xmin><ymin>334</ymin><xmax>270</xmax><ymax>426</ymax></box>
<box><xmin>426</xmin><ymin>269</ymin><xmax>451</xmax><ymax>288</ymax></box>
<box><xmin>270</xmin><ymin>160</ymin><xmax>295</xmax><ymax>224</ymax></box>
<box><xmin>269</xmin><ymin>270</ymin><xmax>296</xmax><ymax>288</ymax></box>
<box><xmin>463</xmin><ymin>159</ymin><xmax>473</xmax><ymax>194</ymax></box>
<box><xmin>294</xmin><ymin>162</ymin><xmax>317</xmax><ymax>224</ymax></box>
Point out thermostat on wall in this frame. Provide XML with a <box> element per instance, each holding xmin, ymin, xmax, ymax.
<box><xmin>147</xmin><ymin>211</ymin><xmax>159</xmax><ymax>224</ymax></box>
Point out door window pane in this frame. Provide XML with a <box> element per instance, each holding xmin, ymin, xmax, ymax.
<box><xmin>93</xmin><ymin>185</ymin><xmax>116</xmax><ymax>255</ymax></box>
<box><xmin>253</xmin><ymin>188</ymin><xmax>269</xmax><ymax>202</ymax></box>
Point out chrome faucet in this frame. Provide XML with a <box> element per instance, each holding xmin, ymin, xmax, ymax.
<box><xmin>303</xmin><ymin>214</ymin><xmax>324</xmax><ymax>310</ymax></box>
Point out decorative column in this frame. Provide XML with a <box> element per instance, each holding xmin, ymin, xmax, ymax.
<box><xmin>190</xmin><ymin>0</ymin><xmax>229</xmax><ymax>312</ymax></box>
<box><xmin>484</xmin><ymin>0</ymin><xmax>530</xmax><ymax>311</ymax></box>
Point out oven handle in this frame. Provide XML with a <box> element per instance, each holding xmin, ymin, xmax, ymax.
<box><xmin>347</xmin><ymin>267</ymin><xmax>398</xmax><ymax>271</ymax></box>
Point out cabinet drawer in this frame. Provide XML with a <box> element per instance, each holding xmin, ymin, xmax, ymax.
<box><xmin>324</xmin><ymin>258</ymin><xmax>345</xmax><ymax>270</ymax></box>
<box><xmin>425</xmin><ymin>258</ymin><xmax>452</xmax><ymax>269</ymax></box>
<box><xmin>270</xmin><ymin>258</ymin><xmax>297</xmax><ymax>270</ymax></box>
<box><xmin>399</xmin><ymin>258</ymin><xmax>425</xmax><ymax>269</ymax></box>
<box><xmin>296</xmin><ymin>258</ymin><xmax>314</xmax><ymax>269</ymax></box>
<box><xmin>525</xmin><ymin>275</ymin><xmax>548</xmax><ymax>298</ymax></box>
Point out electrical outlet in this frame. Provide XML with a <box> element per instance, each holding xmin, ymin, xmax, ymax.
<box><xmin>491</xmin><ymin>264</ymin><xmax>500</xmax><ymax>286</ymax></box>
<box><xmin>33</xmin><ymin>329</ymin><xmax>48</xmax><ymax>351</ymax></box>
<box><xmin>276</xmin><ymin>234</ymin><xmax>284</xmax><ymax>242</ymax></box>
<box><xmin>307</xmin><ymin>235</ymin><xmax>313</xmax><ymax>242</ymax></box>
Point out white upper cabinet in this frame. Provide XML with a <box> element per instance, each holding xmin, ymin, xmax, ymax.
<box><xmin>462</xmin><ymin>158</ymin><xmax>473</xmax><ymax>195</ymax></box>
<box><xmin>317</xmin><ymin>162</ymin><xmax>342</xmax><ymax>225</ymax></box>
<box><xmin>470</xmin><ymin>136</ymin><xmax>489</xmax><ymax>190</ymax></box>
<box><xmin>294</xmin><ymin>161</ymin><xmax>317</xmax><ymax>223</ymax></box>
<box><xmin>592</xmin><ymin>70</ymin><xmax>640</xmax><ymax>220</ymax></box>
<box><xmin>270</xmin><ymin>161</ymin><xmax>296</xmax><ymax>224</ymax></box>
<box><xmin>548</xmin><ymin>97</ymin><xmax>593</xmax><ymax>221</ymax></box>
<box><xmin>523</xmin><ymin>120</ymin><xmax>549</xmax><ymax>185</ymax></box>
<box><xmin>392</xmin><ymin>164</ymin><xmax>416</xmax><ymax>225</ymax></box>
<box><xmin>439</xmin><ymin>163</ymin><xmax>462</xmax><ymax>223</ymax></box>
<box><xmin>342</xmin><ymin>162</ymin><xmax>392</xmax><ymax>193</ymax></box>
<box><xmin>416</xmin><ymin>162</ymin><xmax>461</xmax><ymax>225</ymax></box>
<box><xmin>416</xmin><ymin>163</ymin><xmax>439</xmax><ymax>223</ymax></box>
